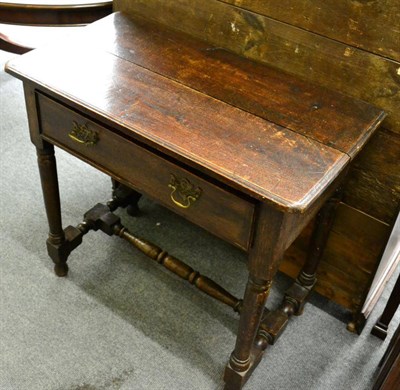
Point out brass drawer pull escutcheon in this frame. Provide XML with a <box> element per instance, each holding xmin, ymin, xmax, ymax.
<box><xmin>68</xmin><ymin>121</ymin><xmax>99</xmax><ymax>146</ymax></box>
<box><xmin>168</xmin><ymin>174</ymin><xmax>202</xmax><ymax>209</ymax></box>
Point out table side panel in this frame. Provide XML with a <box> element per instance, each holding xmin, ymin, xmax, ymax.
<box><xmin>36</xmin><ymin>92</ymin><xmax>255</xmax><ymax>250</ymax></box>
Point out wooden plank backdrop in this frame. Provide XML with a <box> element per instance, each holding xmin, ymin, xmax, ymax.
<box><xmin>114</xmin><ymin>0</ymin><xmax>399</xmax><ymax>323</ymax></box>
<box><xmin>220</xmin><ymin>0</ymin><xmax>400</xmax><ymax>62</ymax></box>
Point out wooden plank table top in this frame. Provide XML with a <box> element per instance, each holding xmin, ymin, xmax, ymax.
<box><xmin>5</xmin><ymin>12</ymin><xmax>385</xmax><ymax>213</ymax></box>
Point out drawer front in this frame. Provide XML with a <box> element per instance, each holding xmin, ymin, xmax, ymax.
<box><xmin>37</xmin><ymin>93</ymin><xmax>255</xmax><ymax>250</ymax></box>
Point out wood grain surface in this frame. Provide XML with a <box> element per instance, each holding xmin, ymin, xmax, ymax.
<box><xmin>90</xmin><ymin>12</ymin><xmax>399</xmax><ymax>223</ymax></box>
<box><xmin>84</xmin><ymin>13</ymin><xmax>385</xmax><ymax>159</ymax></box>
<box><xmin>6</xmin><ymin>46</ymin><xmax>352</xmax><ymax>212</ymax></box>
<box><xmin>114</xmin><ymin>0</ymin><xmax>400</xmax><ymax>136</ymax></box>
<box><xmin>281</xmin><ymin>203</ymin><xmax>391</xmax><ymax>311</ymax></box>
<box><xmin>219</xmin><ymin>0</ymin><xmax>400</xmax><ymax>61</ymax></box>
<box><xmin>6</xmin><ymin>8</ymin><xmax>394</xmax><ymax>317</ymax></box>
<box><xmin>113</xmin><ymin>0</ymin><xmax>400</xmax><ymax>317</ymax></box>
<box><xmin>345</xmin><ymin>129</ymin><xmax>400</xmax><ymax>223</ymax></box>
<box><xmin>37</xmin><ymin>92</ymin><xmax>255</xmax><ymax>250</ymax></box>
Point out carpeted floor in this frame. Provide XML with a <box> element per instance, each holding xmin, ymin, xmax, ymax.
<box><xmin>1</xmin><ymin>49</ymin><xmax>399</xmax><ymax>390</ymax></box>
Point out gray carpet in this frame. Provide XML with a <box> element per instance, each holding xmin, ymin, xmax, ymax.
<box><xmin>1</xmin><ymin>49</ymin><xmax>399</xmax><ymax>390</ymax></box>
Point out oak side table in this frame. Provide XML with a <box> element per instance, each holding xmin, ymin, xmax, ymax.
<box><xmin>5</xmin><ymin>12</ymin><xmax>386</xmax><ymax>389</ymax></box>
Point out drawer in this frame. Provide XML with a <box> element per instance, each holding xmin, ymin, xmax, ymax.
<box><xmin>37</xmin><ymin>92</ymin><xmax>255</xmax><ymax>250</ymax></box>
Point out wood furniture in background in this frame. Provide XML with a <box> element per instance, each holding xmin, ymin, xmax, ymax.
<box><xmin>5</xmin><ymin>12</ymin><xmax>386</xmax><ymax>389</ymax></box>
<box><xmin>112</xmin><ymin>0</ymin><xmax>400</xmax><ymax>332</ymax></box>
<box><xmin>373</xmin><ymin>323</ymin><xmax>400</xmax><ymax>390</ymax></box>
<box><xmin>372</xmin><ymin>271</ymin><xmax>400</xmax><ymax>340</ymax></box>
<box><xmin>372</xmin><ymin>275</ymin><xmax>400</xmax><ymax>390</ymax></box>
<box><xmin>0</xmin><ymin>1</ymin><xmax>112</xmax><ymax>54</ymax></box>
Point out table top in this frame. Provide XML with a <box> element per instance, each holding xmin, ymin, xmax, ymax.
<box><xmin>5</xmin><ymin>12</ymin><xmax>386</xmax><ymax>213</ymax></box>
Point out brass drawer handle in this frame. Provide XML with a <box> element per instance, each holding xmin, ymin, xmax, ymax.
<box><xmin>168</xmin><ymin>174</ymin><xmax>202</xmax><ymax>209</ymax></box>
<box><xmin>68</xmin><ymin>121</ymin><xmax>99</xmax><ymax>146</ymax></box>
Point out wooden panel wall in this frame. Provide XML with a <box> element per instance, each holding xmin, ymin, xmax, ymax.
<box><xmin>220</xmin><ymin>0</ymin><xmax>400</xmax><ymax>61</ymax></box>
<box><xmin>114</xmin><ymin>0</ymin><xmax>399</xmax><ymax>313</ymax></box>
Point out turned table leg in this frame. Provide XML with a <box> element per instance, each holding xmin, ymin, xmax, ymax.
<box><xmin>288</xmin><ymin>187</ymin><xmax>343</xmax><ymax>315</ymax></box>
<box><xmin>297</xmin><ymin>187</ymin><xmax>342</xmax><ymax>295</ymax></box>
<box><xmin>224</xmin><ymin>276</ymin><xmax>272</xmax><ymax>390</ymax></box>
<box><xmin>110</xmin><ymin>178</ymin><xmax>142</xmax><ymax>216</ymax></box>
<box><xmin>224</xmin><ymin>205</ymin><xmax>285</xmax><ymax>390</ymax></box>
<box><xmin>224</xmin><ymin>188</ymin><xmax>344</xmax><ymax>385</ymax></box>
<box><xmin>36</xmin><ymin>143</ymin><xmax>68</xmax><ymax>276</ymax></box>
<box><xmin>254</xmin><ymin>189</ymin><xmax>343</xmax><ymax>348</ymax></box>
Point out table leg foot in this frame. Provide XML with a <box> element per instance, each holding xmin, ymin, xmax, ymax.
<box><xmin>371</xmin><ymin>320</ymin><xmax>388</xmax><ymax>340</ymax></box>
<box><xmin>46</xmin><ymin>224</ymin><xmax>88</xmax><ymax>276</ymax></box>
<box><xmin>54</xmin><ymin>262</ymin><xmax>69</xmax><ymax>277</ymax></box>
<box><xmin>46</xmin><ymin>235</ymin><xmax>68</xmax><ymax>277</ymax></box>
<box><xmin>347</xmin><ymin>312</ymin><xmax>366</xmax><ymax>334</ymax></box>
<box><xmin>46</xmin><ymin>235</ymin><xmax>69</xmax><ymax>277</ymax></box>
<box><xmin>224</xmin><ymin>347</ymin><xmax>264</xmax><ymax>390</ymax></box>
